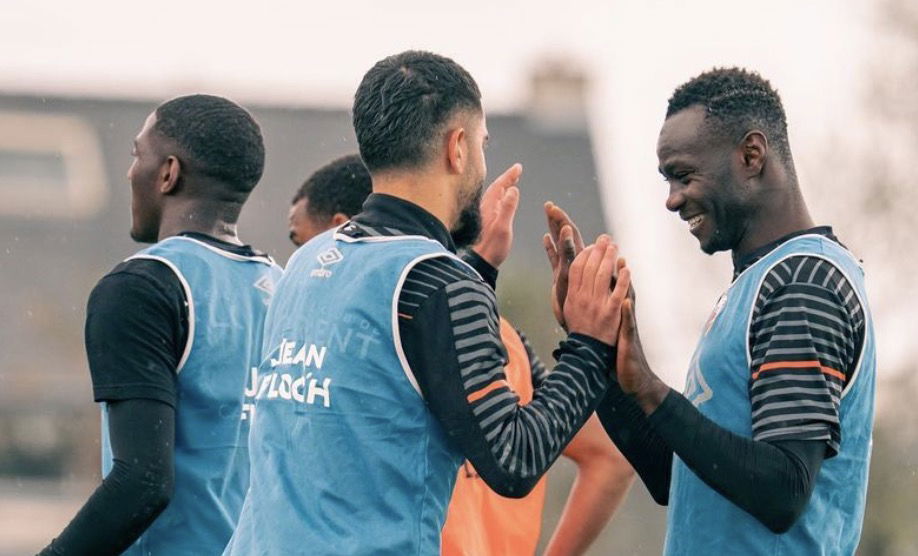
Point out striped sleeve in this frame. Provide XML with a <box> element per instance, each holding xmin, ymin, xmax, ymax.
<box><xmin>748</xmin><ymin>256</ymin><xmax>865</xmax><ymax>456</ymax></box>
<box><xmin>397</xmin><ymin>256</ymin><xmax>612</xmax><ymax>497</ymax></box>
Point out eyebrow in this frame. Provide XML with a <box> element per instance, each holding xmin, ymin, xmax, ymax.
<box><xmin>658</xmin><ymin>164</ymin><xmax>679</xmax><ymax>179</ymax></box>
<box><xmin>658</xmin><ymin>159</ymin><xmax>692</xmax><ymax>179</ymax></box>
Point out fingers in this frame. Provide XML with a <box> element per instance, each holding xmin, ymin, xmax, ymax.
<box><xmin>579</xmin><ymin>236</ymin><xmax>607</xmax><ymax>295</ymax></box>
<box><xmin>615</xmin><ymin>256</ymin><xmax>626</xmax><ymax>281</ymax></box>
<box><xmin>560</xmin><ymin>225</ymin><xmax>577</xmax><ymax>266</ymax></box>
<box><xmin>494</xmin><ymin>163</ymin><xmax>523</xmax><ymax>191</ymax></box>
<box><xmin>498</xmin><ymin>185</ymin><xmax>520</xmax><ymax>227</ymax></box>
<box><xmin>619</xmin><ymin>296</ymin><xmax>635</xmax><ymax>340</ymax></box>
<box><xmin>611</xmin><ymin>266</ymin><xmax>631</xmax><ymax>304</ymax></box>
<box><xmin>615</xmin><ymin>258</ymin><xmax>636</xmax><ymax>304</ymax></box>
<box><xmin>546</xmin><ymin>203</ymin><xmax>567</xmax><ymax>243</ymax></box>
<box><xmin>544</xmin><ymin>202</ymin><xmax>584</xmax><ymax>248</ymax></box>
<box><xmin>551</xmin><ymin>203</ymin><xmax>585</xmax><ymax>250</ymax></box>
<box><xmin>594</xmin><ymin>238</ymin><xmax>619</xmax><ymax>297</ymax></box>
<box><xmin>545</xmin><ymin>202</ymin><xmax>562</xmax><ymax>242</ymax></box>
<box><xmin>543</xmin><ymin>233</ymin><xmax>559</xmax><ymax>270</ymax></box>
<box><xmin>481</xmin><ymin>164</ymin><xmax>522</xmax><ymax>221</ymax></box>
<box><xmin>567</xmin><ymin>243</ymin><xmax>594</xmax><ymax>295</ymax></box>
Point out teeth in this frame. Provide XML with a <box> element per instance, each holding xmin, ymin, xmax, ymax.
<box><xmin>688</xmin><ymin>215</ymin><xmax>704</xmax><ymax>231</ymax></box>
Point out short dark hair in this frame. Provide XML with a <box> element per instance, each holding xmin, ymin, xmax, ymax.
<box><xmin>667</xmin><ymin>68</ymin><xmax>792</xmax><ymax>163</ymax></box>
<box><xmin>154</xmin><ymin>94</ymin><xmax>265</xmax><ymax>194</ymax></box>
<box><xmin>352</xmin><ymin>50</ymin><xmax>482</xmax><ymax>172</ymax></box>
<box><xmin>292</xmin><ymin>154</ymin><xmax>371</xmax><ymax>219</ymax></box>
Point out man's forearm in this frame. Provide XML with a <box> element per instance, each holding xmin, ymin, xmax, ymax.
<box><xmin>648</xmin><ymin>391</ymin><xmax>826</xmax><ymax>533</ymax></box>
<box><xmin>416</xmin><ymin>327</ymin><xmax>612</xmax><ymax>497</ymax></box>
<box><xmin>41</xmin><ymin>400</ymin><xmax>175</xmax><ymax>555</ymax></box>
<box><xmin>595</xmin><ymin>382</ymin><xmax>673</xmax><ymax>504</ymax></box>
<box><xmin>401</xmin><ymin>280</ymin><xmax>613</xmax><ymax>497</ymax></box>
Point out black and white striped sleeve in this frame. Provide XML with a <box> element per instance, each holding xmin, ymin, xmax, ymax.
<box><xmin>748</xmin><ymin>256</ymin><xmax>865</xmax><ymax>456</ymax></box>
<box><xmin>397</xmin><ymin>256</ymin><xmax>613</xmax><ymax>497</ymax></box>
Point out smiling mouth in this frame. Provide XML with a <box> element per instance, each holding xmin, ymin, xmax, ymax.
<box><xmin>686</xmin><ymin>214</ymin><xmax>704</xmax><ymax>232</ymax></box>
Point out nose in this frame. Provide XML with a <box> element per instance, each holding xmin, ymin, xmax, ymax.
<box><xmin>665</xmin><ymin>183</ymin><xmax>685</xmax><ymax>213</ymax></box>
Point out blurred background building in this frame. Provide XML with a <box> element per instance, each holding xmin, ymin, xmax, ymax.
<box><xmin>1</xmin><ymin>0</ymin><xmax>916</xmax><ymax>554</ymax></box>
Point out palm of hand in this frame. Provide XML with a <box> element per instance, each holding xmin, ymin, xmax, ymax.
<box><xmin>472</xmin><ymin>164</ymin><xmax>522</xmax><ymax>268</ymax></box>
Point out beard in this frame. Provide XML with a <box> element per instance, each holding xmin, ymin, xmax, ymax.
<box><xmin>450</xmin><ymin>181</ymin><xmax>484</xmax><ymax>249</ymax></box>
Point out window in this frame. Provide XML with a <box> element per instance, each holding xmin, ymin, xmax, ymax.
<box><xmin>0</xmin><ymin>111</ymin><xmax>107</xmax><ymax>219</ymax></box>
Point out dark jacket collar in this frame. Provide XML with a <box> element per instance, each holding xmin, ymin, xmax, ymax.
<box><xmin>347</xmin><ymin>193</ymin><xmax>456</xmax><ymax>252</ymax></box>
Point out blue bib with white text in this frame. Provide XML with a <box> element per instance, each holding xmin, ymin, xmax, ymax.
<box><xmin>225</xmin><ymin>229</ymin><xmax>468</xmax><ymax>556</ymax></box>
<box><xmin>101</xmin><ymin>236</ymin><xmax>281</xmax><ymax>555</ymax></box>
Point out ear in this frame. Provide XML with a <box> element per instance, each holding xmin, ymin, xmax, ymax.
<box><xmin>446</xmin><ymin>127</ymin><xmax>466</xmax><ymax>175</ymax></box>
<box><xmin>739</xmin><ymin>131</ymin><xmax>767</xmax><ymax>178</ymax></box>
<box><xmin>159</xmin><ymin>155</ymin><xmax>182</xmax><ymax>194</ymax></box>
<box><xmin>330</xmin><ymin>212</ymin><xmax>350</xmax><ymax>227</ymax></box>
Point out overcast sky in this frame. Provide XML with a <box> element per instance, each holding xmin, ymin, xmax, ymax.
<box><xmin>3</xmin><ymin>0</ymin><xmax>890</xmax><ymax>383</ymax></box>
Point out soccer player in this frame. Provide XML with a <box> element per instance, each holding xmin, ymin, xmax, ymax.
<box><xmin>41</xmin><ymin>95</ymin><xmax>282</xmax><ymax>555</ymax></box>
<box><xmin>287</xmin><ymin>155</ymin><xmax>634</xmax><ymax>555</ymax></box>
<box><xmin>225</xmin><ymin>50</ymin><xmax>631</xmax><ymax>555</ymax></box>
<box><xmin>581</xmin><ymin>68</ymin><xmax>875</xmax><ymax>554</ymax></box>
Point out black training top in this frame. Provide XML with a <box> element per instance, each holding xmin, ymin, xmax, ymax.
<box><xmin>342</xmin><ymin>193</ymin><xmax>615</xmax><ymax>497</ymax></box>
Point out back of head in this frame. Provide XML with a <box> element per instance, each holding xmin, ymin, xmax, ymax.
<box><xmin>667</xmin><ymin>68</ymin><xmax>793</xmax><ymax>165</ymax></box>
<box><xmin>352</xmin><ymin>50</ymin><xmax>482</xmax><ymax>173</ymax></box>
<box><xmin>154</xmin><ymin>94</ymin><xmax>265</xmax><ymax>199</ymax></box>
<box><xmin>293</xmin><ymin>154</ymin><xmax>371</xmax><ymax>219</ymax></box>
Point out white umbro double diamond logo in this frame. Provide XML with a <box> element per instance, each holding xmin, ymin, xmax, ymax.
<box><xmin>310</xmin><ymin>247</ymin><xmax>344</xmax><ymax>278</ymax></box>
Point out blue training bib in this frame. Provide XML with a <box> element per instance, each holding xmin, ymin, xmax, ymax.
<box><xmin>665</xmin><ymin>235</ymin><xmax>876</xmax><ymax>556</ymax></box>
<box><xmin>101</xmin><ymin>236</ymin><xmax>282</xmax><ymax>556</ymax></box>
<box><xmin>226</xmin><ymin>228</ymin><xmax>469</xmax><ymax>556</ymax></box>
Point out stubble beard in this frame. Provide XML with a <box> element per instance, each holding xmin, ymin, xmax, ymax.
<box><xmin>450</xmin><ymin>179</ymin><xmax>485</xmax><ymax>249</ymax></box>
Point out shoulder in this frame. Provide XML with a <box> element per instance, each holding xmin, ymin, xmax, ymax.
<box><xmin>404</xmin><ymin>254</ymin><xmax>481</xmax><ymax>291</ymax></box>
<box><xmin>398</xmin><ymin>255</ymin><xmax>493</xmax><ymax>315</ymax></box>
<box><xmin>749</xmin><ymin>254</ymin><xmax>866</xmax><ymax>374</ymax></box>
<box><xmin>760</xmin><ymin>254</ymin><xmax>849</xmax><ymax>289</ymax></box>
<box><xmin>755</xmin><ymin>254</ymin><xmax>860</xmax><ymax>317</ymax></box>
<box><xmin>89</xmin><ymin>258</ymin><xmax>186</xmax><ymax>314</ymax></box>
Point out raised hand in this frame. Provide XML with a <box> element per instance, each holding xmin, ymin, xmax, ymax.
<box><xmin>615</xmin><ymin>297</ymin><xmax>670</xmax><ymax>413</ymax></box>
<box><xmin>543</xmin><ymin>202</ymin><xmax>585</xmax><ymax>329</ymax></box>
<box><xmin>562</xmin><ymin>235</ymin><xmax>631</xmax><ymax>347</ymax></box>
<box><xmin>472</xmin><ymin>163</ymin><xmax>522</xmax><ymax>268</ymax></box>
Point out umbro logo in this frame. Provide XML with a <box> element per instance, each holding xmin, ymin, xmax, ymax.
<box><xmin>253</xmin><ymin>275</ymin><xmax>276</xmax><ymax>298</ymax></box>
<box><xmin>317</xmin><ymin>248</ymin><xmax>343</xmax><ymax>266</ymax></box>
<box><xmin>310</xmin><ymin>247</ymin><xmax>344</xmax><ymax>278</ymax></box>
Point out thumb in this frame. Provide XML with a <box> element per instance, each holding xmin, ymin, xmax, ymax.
<box><xmin>621</xmin><ymin>298</ymin><xmax>636</xmax><ymax>341</ymax></box>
